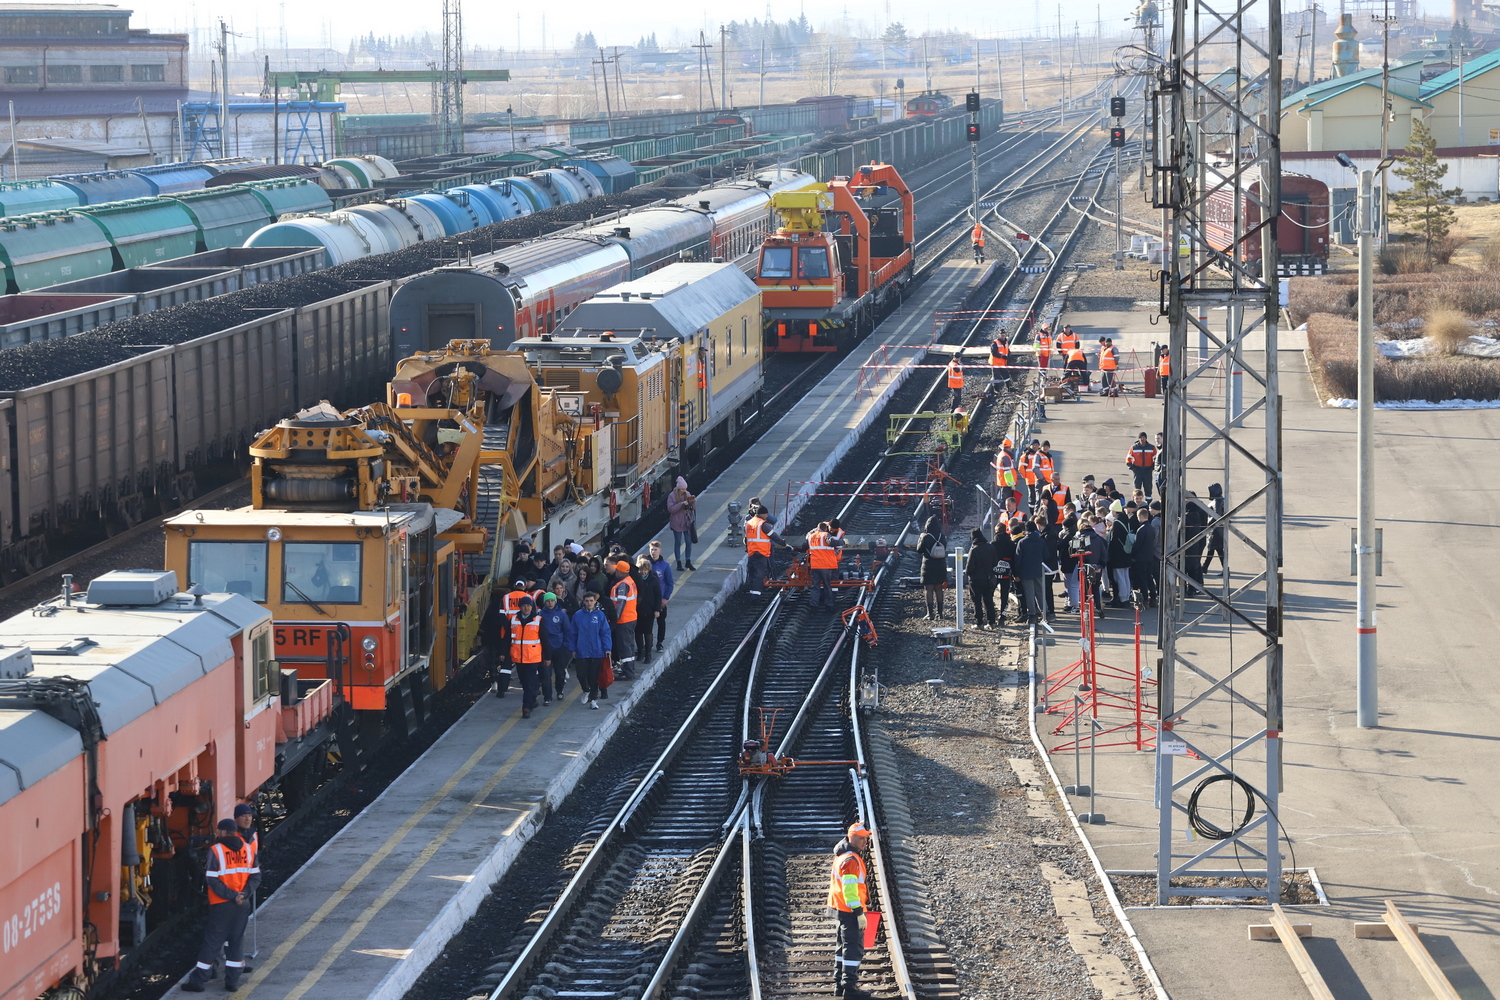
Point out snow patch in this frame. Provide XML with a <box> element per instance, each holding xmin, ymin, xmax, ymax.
<box><xmin>1325</xmin><ymin>397</ymin><xmax>1500</xmax><ymax>409</ymax></box>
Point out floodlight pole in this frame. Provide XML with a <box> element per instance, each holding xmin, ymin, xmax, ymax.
<box><xmin>1356</xmin><ymin>167</ymin><xmax>1378</xmax><ymax>727</ymax></box>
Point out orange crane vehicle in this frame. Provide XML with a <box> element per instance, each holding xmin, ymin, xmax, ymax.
<box><xmin>755</xmin><ymin>162</ymin><xmax>914</xmax><ymax>353</ymax></box>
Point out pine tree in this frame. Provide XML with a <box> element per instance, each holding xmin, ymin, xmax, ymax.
<box><xmin>1390</xmin><ymin>115</ymin><xmax>1461</xmax><ymax>258</ymax></box>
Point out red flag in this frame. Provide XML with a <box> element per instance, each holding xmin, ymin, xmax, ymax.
<box><xmin>862</xmin><ymin>911</ymin><xmax>882</xmax><ymax>949</ymax></box>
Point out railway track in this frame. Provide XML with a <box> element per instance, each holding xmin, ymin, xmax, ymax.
<box><xmin>443</xmin><ymin>114</ymin><xmax>1122</xmax><ymax>1000</ymax></box>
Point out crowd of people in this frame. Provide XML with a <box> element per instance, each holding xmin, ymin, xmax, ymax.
<box><xmin>922</xmin><ymin>428</ymin><xmax>1226</xmax><ymax>628</ymax></box>
<box><xmin>483</xmin><ymin>481</ymin><xmax>697</xmax><ymax>717</ymax></box>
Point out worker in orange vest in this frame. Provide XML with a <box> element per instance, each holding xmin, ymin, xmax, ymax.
<box><xmin>988</xmin><ymin>334</ymin><xmax>1010</xmax><ymax>388</ymax></box>
<box><xmin>1036</xmin><ymin>326</ymin><xmax>1054</xmax><ymax>371</ymax></box>
<box><xmin>972</xmin><ymin>222</ymin><xmax>985</xmax><ymax>262</ymax></box>
<box><xmin>1056</xmin><ymin>325</ymin><xmax>1079</xmax><ymax>354</ymax></box>
<box><xmin>993</xmin><ymin>448</ymin><xmax>1018</xmax><ymax>503</ymax></box>
<box><xmin>1126</xmin><ymin>431</ymin><xmax>1159</xmax><ymax>497</ymax></box>
<box><xmin>829</xmin><ymin>822</ymin><xmax>874</xmax><ymax>1000</ymax></box>
<box><xmin>947</xmin><ymin>357</ymin><xmax>965</xmax><ymax>409</ymax></box>
<box><xmin>805</xmin><ymin>521</ymin><xmax>844</xmax><ymax>609</ymax></box>
<box><xmin>1017</xmin><ymin>440</ymin><xmax>1038</xmax><ymax>504</ymax></box>
<box><xmin>510</xmin><ymin>595</ymin><xmax>544</xmax><ymax>718</ymax></box>
<box><xmin>489</xmin><ymin>579</ymin><xmax>532</xmax><ymax>698</ymax></box>
<box><xmin>1157</xmin><ymin>345</ymin><xmax>1171</xmax><ymax>388</ymax></box>
<box><xmin>1032</xmin><ymin>443</ymin><xmax>1056</xmax><ymax>507</ymax></box>
<box><xmin>610</xmin><ymin>560</ymin><xmax>639</xmax><ymax>679</ymax></box>
<box><xmin>1098</xmin><ymin>338</ymin><xmax>1119</xmax><ymax>395</ymax></box>
<box><xmin>1065</xmin><ymin>344</ymin><xmax>1089</xmax><ymax>390</ymax></box>
<box><xmin>744</xmin><ymin>500</ymin><xmax>787</xmax><ymax>596</ymax></box>
<box><xmin>183</xmin><ymin>819</ymin><xmax>259</xmax><ymax>991</ymax></box>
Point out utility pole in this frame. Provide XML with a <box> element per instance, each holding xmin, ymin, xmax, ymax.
<box><xmin>1308</xmin><ymin>3</ymin><xmax>1321</xmax><ymax>84</ymax></box>
<box><xmin>507</xmin><ymin>103</ymin><xmax>516</xmax><ymax>152</ymax></box>
<box><xmin>694</xmin><ymin>32</ymin><xmax>713</xmax><ymax>112</ymax></box>
<box><xmin>1375</xmin><ymin>0</ymin><xmax>1396</xmax><ymax>243</ymax></box>
<box><xmin>1355</xmin><ymin>164</ymin><xmax>1378</xmax><ymax>727</ymax></box>
<box><xmin>595</xmin><ymin>48</ymin><xmax>615</xmax><ymax>136</ymax></box>
<box><xmin>218</xmin><ymin>18</ymin><xmax>230</xmax><ymax>158</ymax></box>
<box><xmin>1292</xmin><ymin>24</ymin><xmax>1307</xmax><ymax>90</ymax></box>
<box><xmin>720</xmin><ymin>24</ymin><xmax>728</xmax><ymax>111</ymax></box>
<box><xmin>923</xmin><ymin>37</ymin><xmax>931</xmax><ymax>92</ymax></box>
<box><xmin>614</xmin><ymin>46</ymin><xmax>628</xmax><ymax>114</ymax></box>
<box><xmin>1111</xmin><ymin>96</ymin><xmax>1125</xmax><ymax>269</ymax></box>
<box><xmin>759</xmin><ymin>38</ymin><xmax>766</xmax><ymax>108</ymax></box>
<box><xmin>1020</xmin><ymin>37</ymin><xmax>1028</xmax><ymax>109</ymax></box>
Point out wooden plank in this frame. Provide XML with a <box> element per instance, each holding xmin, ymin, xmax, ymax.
<box><xmin>1270</xmin><ymin>903</ymin><xmax>1336</xmax><ymax>1000</ymax></box>
<box><xmin>1250</xmin><ymin>922</ymin><xmax>1311</xmax><ymax>941</ymax></box>
<box><xmin>1384</xmin><ymin>901</ymin><xmax>1460</xmax><ymax>1000</ymax></box>
<box><xmin>1354</xmin><ymin>920</ymin><xmax>1418</xmax><ymax>939</ymax></box>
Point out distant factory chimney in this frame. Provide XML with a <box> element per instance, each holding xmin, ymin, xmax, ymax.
<box><xmin>1333</xmin><ymin>14</ymin><xmax>1360</xmax><ymax>77</ymax></box>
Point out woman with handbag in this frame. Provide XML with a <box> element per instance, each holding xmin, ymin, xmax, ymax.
<box><xmin>667</xmin><ymin>477</ymin><xmax>698</xmax><ymax>571</ymax></box>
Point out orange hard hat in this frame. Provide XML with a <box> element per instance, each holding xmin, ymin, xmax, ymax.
<box><xmin>848</xmin><ymin>822</ymin><xmax>871</xmax><ymax>838</ymax></box>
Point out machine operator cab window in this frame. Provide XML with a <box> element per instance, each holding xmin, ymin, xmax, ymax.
<box><xmin>759</xmin><ymin>246</ymin><xmax>793</xmax><ymax>279</ymax></box>
<box><xmin>282</xmin><ymin>541</ymin><xmax>363</xmax><ymax>605</ymax></box>
<box><xmin>796</xmin><ymin>246</ymin><xmax>831</xmax><ymax>279</ymax></box>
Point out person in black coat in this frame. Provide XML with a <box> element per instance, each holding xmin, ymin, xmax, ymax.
<box><xmin>915</xmin><ymin>516</ymin><xmax>949</xmax><ymax>619</ymax></box>
<box><xmin>965</xmin><ymin>527</ymin><xmax>999</xmax><ymax>629</ymax></box>
<box><xmin>1131</xmin><ymin>508</ymin><xmax>1159</xmax><ymax>607</ymax></box>
<box><xmin>1185</xmin><ymin>493</ymin><xmax>1209</xmax><ymax>595</ymax></box>
<box><xmin>1106</xmin><ymin>514</ymin><xmax>1134</xmax><ymax>607</ymax></box>
<box><xmin>993</xmin><ymin>520</ymin><xmax>1019</xmax><ymax>625</ymax></box>
<box><xmin>632</xmin><ymin>557</ymin><xmax>663</xmax><ymax>663</ymax></box>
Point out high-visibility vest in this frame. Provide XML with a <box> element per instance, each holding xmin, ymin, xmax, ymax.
<box><xmin>1037</xmin><ymin>333</ymin><xmax>1053</xmax><ymax>359</ymax></box>
<box><xmin>612</xmin><ymin>576</ymin><xmax>638</xmax><ymax>624</ymax></box>
<box><xmin>828</xmin><ymin>849</ymin><xmax>869</xmax><ymax>911</ymax></box>
<box><xmin>1067</xmin><ymin>348</ymin><xmax>1086</xmax><ymax>365</ymax></box>
<box><xmin>995</xmin><ymin>451</ymin><xmax>1016</xmax><ymax>487</ymax></box>
<box><xmin>1159</xmin><ymin>353</ymin><xmax>1171</xmax><ymax>377</ymax></box>
<box><xmin>807</xmin><ymin>530</ymin><xmax>839</xmax><ymax>570</ymax></box>
<box><xmin>1127</xmin><ymin>442</ymin><xmax>1158</xmax><ymax>468</ymax></box>
<box><xmin>1057</xmin><ymin>331</ymin><xmax>1079</xmax><ymax>352</ymax></box>
<box><xmin>746</xmin><ymin>516</ymin><xmax>772</xmax><ymax>556</ymax></box>
<box><xmin>509</xmin><ymin>615</ymin><xmax>542</xmax><ymax>663</ymax></box>
<box><xmin>1034</xmin><ymin>452</ymin><xmax>1055</xmax><ymax>480</ymax></box>
<box><xmin>989</xmin><ymin>339</ymin><xmax>1009</xmax><ymax>367</ymax></box>
<box><xmin>1049</xmin><ymin>483</ymin><xmax>1072</xmax><ymax>508</ymax></box>
<box><xmin>947</xmin><ymin>361</ymin><xmax>964</xmax><ymax>388</ymax></box>
<box><xmin>1018</xmin><ymin>451</ymin><xmax>1037</xmax><ymax>484</ymax></box>
<box><xmin>1099</xmin><ymin>345</ymin><xmax>1118</xmax><ymax>371</ymax></box>
<box><xmin>206</xmin><ymin>840</ymin><xmax>254</xmax><ymax>905</ymax></box>
<box><xmin>502</xmin><ymin>588</ymin><xmax>527</xmax><ymax>620</ymax></box>
<box><xmin>971</xmin><ymin>223</ymin><xmax>985</xmax><ymax>246</ymax></box>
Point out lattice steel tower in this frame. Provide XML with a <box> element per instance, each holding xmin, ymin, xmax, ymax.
<box><xmin>440</xmin><ymin>0</ymin><xmax>465</xmax><ymax>154</ymax></box>
<box><xmin>1151</xmin><ymin>0</ymin><xmax>1286</xmax><ymax>903</ymax></box>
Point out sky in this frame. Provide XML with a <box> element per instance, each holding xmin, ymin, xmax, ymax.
<box><xmin>128</xmin><ymin>0</ymin><xmax>1153</xmax><ymax>53</ymax></box>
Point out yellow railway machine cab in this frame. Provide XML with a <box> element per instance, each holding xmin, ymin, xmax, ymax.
<box><xmin>165</xmin><ymin>399</ymin><xmax>489</xmax><ymax>745</ymax></box>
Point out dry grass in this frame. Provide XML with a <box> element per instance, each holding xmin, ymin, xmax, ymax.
<box><xmin>1379</xmin><ymin>245</ymin><xmax>1431</xmax><ymax>274</ymax></box>
<box><xmin>1289</xmin><ymin>271</ymin><xmax>1500</xmax><ymax>327</ymax></box>
<box><xmin>1305</xmin><ymin>311</ymin><xmax>1500</xmax><ymax>402</ymax></box>
<box><xmin>1426</xmin><ymin>309</ymin><xmax>1472</xmax><ymax>355</ymax></box>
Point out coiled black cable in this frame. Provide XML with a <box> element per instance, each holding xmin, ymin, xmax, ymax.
<box><xmin>1186</xmin><ymin>773</ymin><xmax>1257</xmax><ymax>840</ymax></box>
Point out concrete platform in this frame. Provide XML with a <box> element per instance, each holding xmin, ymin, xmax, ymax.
<box><xmin>178</xmin><ymin>257</ymin><xmax>994</xmax><ymax>1000</ymax></box>
<box><xmin>1026</xmin><ymin>296</ymin><xmax>1500</xmax><ymax>1000</ymax></box>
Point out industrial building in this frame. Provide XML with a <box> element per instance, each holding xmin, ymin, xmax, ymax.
<box><xmin>0</xmin><ymin>3</ymin><xmax>187</xmax><ymax>175</ymax></box>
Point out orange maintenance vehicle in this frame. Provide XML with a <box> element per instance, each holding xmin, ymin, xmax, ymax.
<box><xmin>756</xmin><ymin>162</ymin><xmax>914</xmax><ymax>352</ymax></box>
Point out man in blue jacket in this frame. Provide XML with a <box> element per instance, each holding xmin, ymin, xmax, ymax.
<box><xmin>569</xmin><ymin>591</ymin><xmax>613</xmax><ymax>710</ymax></box>
<box><xmin>1014</xmin><ymin>517</ymin><xmax>1057</xmax><ymax>626</ymax></box>
<box><xmin>538</xmin><ymin>592</ymin><xmax>573</xmax><ymax>706</ymax></box>
<box><xmin>646</xmin><ymin>540</ymin><xmax>674</xmax><ymax>654</ymax></box>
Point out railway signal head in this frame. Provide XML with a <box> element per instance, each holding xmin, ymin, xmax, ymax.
<box><xmin>1110</xmin><ymin>96</ymin><xmax>1126</xmax><ymax>117</ymax></box>
<box><xmin>967</xmin><ymin>122</ymin><xmax>981</xmax><ymax>142</ymax></box>
<box><xmin>966</xmin><ymin>91</ymin><xmax>980</xmax><ymax>112</ymax></box>
<box><xmin>1110</xmin><ymin>127</ymin><xmax>1126</xmax><ymax>147</ymax></box>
